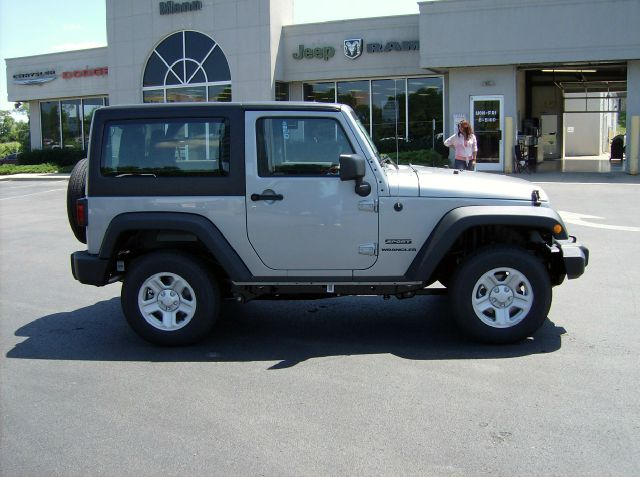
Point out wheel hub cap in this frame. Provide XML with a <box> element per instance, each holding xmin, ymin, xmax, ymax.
<box><xmin>471</xmin><ymin>267</ymin><xmax>534</xmax><ymax>329</ymax></box>
<box><xmin>137</xmin><ymin>272</ymin><xmax>196</xmax><ymax>331</ymax></box>
<box><xmin>158</xmin><ymin>290</ymin><xmax>180</xmax><ymax>312</ymax></box>
<box><xmin>489</xmin><ymin>285</ymin><xmax>514</xmax><ymax>308</ymax></box>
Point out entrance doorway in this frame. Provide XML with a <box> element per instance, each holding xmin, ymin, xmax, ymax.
<box><xmin>470</xmin><ymin>95</ymin><xmax>504</xmax><ymax>172</ymax></box>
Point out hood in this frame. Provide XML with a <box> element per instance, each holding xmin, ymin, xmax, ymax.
<box><xmin>383</xmin><ymin>164</ymin><xmax>549</xmax><ymax>202</ymax></box>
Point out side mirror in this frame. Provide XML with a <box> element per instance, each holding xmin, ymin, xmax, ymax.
<box><xmin>339</xmin><ymin>154</ymin><xmax>365</xmax><ymax>181</ymax></box>
<box><xmin>339</xmin><ymin>154</ymin><xmax>371</xmax><ymax>197</ymax></box>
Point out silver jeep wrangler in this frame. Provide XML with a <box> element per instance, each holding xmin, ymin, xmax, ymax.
<box><xmin>68</xmin><ymin>102</ymin><xmax>588</xmax><ymax>345</ymax></box>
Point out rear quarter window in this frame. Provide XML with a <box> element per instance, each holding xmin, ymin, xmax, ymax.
<box><xmin>101</xmin><ymin>118</ymin><xmax>229</xmax><ymax>177</ymax></box>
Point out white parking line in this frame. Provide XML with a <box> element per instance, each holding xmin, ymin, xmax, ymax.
<box><xmin>535</xmin><ymin>182</ymin><xmax>640</xmax><ymax>186</ymax></box>
<box><xmin>559</xmin><ymin>211</ymin><xmax>640</xmax><ymax>232</ymax></box>
<box><xmin>0</xmin><ymin>188</ymin><xmax>66</xmax><ymax>201</ymax></box>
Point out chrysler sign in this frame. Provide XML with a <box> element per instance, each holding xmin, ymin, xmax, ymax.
<box><xmin>13</xmin><ymin>70</ymin><xmax>57</xmax><ymax>85</ymax></box>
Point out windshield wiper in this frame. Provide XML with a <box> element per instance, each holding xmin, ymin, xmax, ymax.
<box><xmin>115</xmin><ymin>173</ymin><xmax>157</xmax><ymax>178</ymax></box>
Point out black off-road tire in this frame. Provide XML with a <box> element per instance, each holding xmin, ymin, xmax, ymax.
<box><xmin>121</xmin><ymin>251</ymin><xmax>220</xmax><ymax>346</ymax></box>
<box><xmin>449</xmin><ymin>245</ymin><xmax>552</xmax><ymax>344</ymax></box>
<box><xmin>66</xmin><ymin>158</ymin><xmax>88</xmax><ymax>243</ymax></box>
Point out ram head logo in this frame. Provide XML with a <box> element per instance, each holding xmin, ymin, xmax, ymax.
<box><xmin>343</xmin><ymin>38</ymin><xmax>363</xmax><ymax>60</ymax></box>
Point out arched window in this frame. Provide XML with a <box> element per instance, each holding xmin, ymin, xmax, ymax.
<box><xmin>142</xmin><ymin>31</ymin><xmax>231</xmax><ymax>103</ymax></box>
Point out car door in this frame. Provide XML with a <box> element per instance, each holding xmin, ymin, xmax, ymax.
<box><xmin>245</xmin><ymin>111</ymin><xmax>379</xmax><ymax>271</ymax></box>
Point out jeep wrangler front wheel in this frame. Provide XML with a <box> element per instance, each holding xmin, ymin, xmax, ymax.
<box><xmin>449</xmin><ymin>246</ymin><xmax>552</xmax><ymax>344</ymax></box>
<box><xmin>121</xmin><ymin>251</ymin><xmax>220</xmax><ymax>346</ymax></box>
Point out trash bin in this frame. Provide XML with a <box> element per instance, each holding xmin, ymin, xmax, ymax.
<box><xmin>611</xmin><ymin>134</ymin><xmax>624</xmax><ymax>160</ymax></box>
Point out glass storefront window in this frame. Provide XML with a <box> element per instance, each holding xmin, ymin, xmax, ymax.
<box><xmin>303</xmin><ymin>76</ymin><xmax>444</xmax><ymax>157</ymax></box>
<box><xmin>142</xmin><ymin>30</ymin><xmax>232</xmax><ymax>104</ymax></box>
<box><xmin>337</xmin><ymin>81</ymin><xmax>370</xmax><ymax>127</ymax></box>
<box><xmin>61</xmin><ymin>99</ymin><xmax>82</xmax><ymax>149</ymax></box>
<box><xmin>83</xmin><ymin>98</ymin><xmax>104</xmax><ymax>147</ymax></box>
<box><xmin>166</xmin><ymin>86</ymin><xmax>207</xmax><ymax>103</ymax></box>
<box><xmin>143</xmin><ymin>90</ymin><xmax>164</xmax><ymax>103</ymax></box>
<box><xmin>208</xmin><ymin>84</ymin><xmax>232</xmax><ymax>102</ymax></box>
<box><xmin>40</xmin><ymin>101</ymin><xmax>61</xmax><ymax>149</ymax></box>
<box><xmin>407</xmin><ymin>77</ymin><xmax>444</xmax><ymax>150</ymax></box>
<box><xmin>303</xmin><ymin>82</ymin><xmax>336</xmax><ymax>103</ymax></box>
<box><xmin>39</xmin><ymin>97</ymin><xmax>107</xmax><ymax>150</ymax></box>
<box><xmin>371</xmin><ymin>79</ymin><xmax>406</xmax><ymax>152</ymax></box>
<box><xmin>275</xmin><ymin>82</ymin><xmax>289</xmax><ymax>101</ymax></box>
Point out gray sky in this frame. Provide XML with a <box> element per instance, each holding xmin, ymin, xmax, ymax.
<box><xmin>0</xmin><ymin>0</ymin><xmax>421</xmax><ymax>111</ymax></box>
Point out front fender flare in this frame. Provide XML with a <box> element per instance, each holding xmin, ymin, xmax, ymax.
<box><xmin>406</xmin><ymin>206</ymin><xmax>568</xmax><ymax>281</ymax></box>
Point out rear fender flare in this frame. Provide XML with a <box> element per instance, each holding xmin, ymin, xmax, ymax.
<box><xmin>99</xmin><ymin>212</ymin><xmax>251</xmax><ymax>281</ymax></box>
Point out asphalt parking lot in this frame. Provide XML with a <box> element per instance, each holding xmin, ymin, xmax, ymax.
<box><xmin>1</xmin><ymin>175</ymin><xmax>639</xmax><ymax>476</ymax></box>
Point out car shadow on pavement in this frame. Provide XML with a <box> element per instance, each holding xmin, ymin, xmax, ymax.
<box><xmin>6</xmin><ymin>296</ymin><xmax>566</xmax><ymax>368</ymax></box>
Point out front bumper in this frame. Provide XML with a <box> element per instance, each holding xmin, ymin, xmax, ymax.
<box><xmin>71</xmin><ymin>251</ymin><xmax>111</xmax><ymax>286</ymax></box>
<box><xmin>554</xmin><ymin>238</ymin><xmax>589</xmax><ymax>279</ymax></box>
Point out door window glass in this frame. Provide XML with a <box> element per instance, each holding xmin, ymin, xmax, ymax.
<box><xmin>101</xmin><ymin>119</ymin><xmax>230</xmax><ymax>176</ymax></box>
<box><xmin>256</xmin><ymin>117</ymin><xmax>354</xmax><ymax>176</ymax></box>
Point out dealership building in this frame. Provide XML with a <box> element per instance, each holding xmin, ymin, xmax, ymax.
<box><xmin>5</xmin><ymin>0</ymin><xmax>640</xmax><ymax>173</ymax></box>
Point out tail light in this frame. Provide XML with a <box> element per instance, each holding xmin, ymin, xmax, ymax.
<box><xmin>76</xmin><ymin>198</ymin><xmax>88</xmax><ymax>227</ymax></box>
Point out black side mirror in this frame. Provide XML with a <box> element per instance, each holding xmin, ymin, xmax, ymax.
<box><xmin>339</xmin><ymin>154</ymin><xmax>365</xmax><ymax>181</ymax></box>
<box><xmin>339</xmin><ymin>154</ymin><xmax>371</xmax><ymax>197</ymax></box>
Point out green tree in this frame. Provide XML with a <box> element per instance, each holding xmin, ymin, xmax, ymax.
<box><xmin>0</xmin><ymin>110</ymin><xmax>30</xmax><ymax>152</ymax></box>
<box><xmin>0</xmin><ymin>111</ymin><xmax>16</xmax><ymax>142</ymax></box>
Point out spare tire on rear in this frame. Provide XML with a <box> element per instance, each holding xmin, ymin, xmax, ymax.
<box><xmin>67</xmin><ymin>158</ymin><xmax>88</xmax><ymax>243</ymax></box>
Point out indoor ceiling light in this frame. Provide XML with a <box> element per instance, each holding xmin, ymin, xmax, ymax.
<box><xmin>541</xmin><ymin>69</ymin><xmax>597</xmax><ymax>73</ymax></box>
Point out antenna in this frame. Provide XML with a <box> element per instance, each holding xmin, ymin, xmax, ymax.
<box><xmin>393</xmin><ymin>80</ymin><xmax>402</xmax><ymax>211</ymax></box>
<box><xmin>395</xmin><ymin>81</ymin><xmax>400</xmax><ymax>164</ymax></box>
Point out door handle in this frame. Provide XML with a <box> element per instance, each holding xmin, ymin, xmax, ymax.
<box><xmin>251</xmin><ymin>192</ymin><xmax>283</xmax><ymax>201</ymax></box>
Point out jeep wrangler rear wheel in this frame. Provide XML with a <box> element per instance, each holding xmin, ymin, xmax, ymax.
<box><xmin>449</xmin><ymin>246</ymin><xmax>551</xmax><ymax>344</ymax></box>
<box><xmin>121</xmin><ymin>251</ymin><xmax>220</xmax><ymax>346</ymax></box>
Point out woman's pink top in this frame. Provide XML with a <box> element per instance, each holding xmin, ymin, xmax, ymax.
<box><xmin>444</xmin><ymin>133</ymin><xmax>478</xmax><ymax>160</ymax></box>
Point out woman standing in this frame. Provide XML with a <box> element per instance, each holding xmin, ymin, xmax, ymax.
<box><xmin>444</xmin><ymin>120</ymin><xmax>478</xmax><ymax>171</ymax></box>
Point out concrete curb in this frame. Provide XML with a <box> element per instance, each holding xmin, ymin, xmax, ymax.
<box><xmin>0</xmin><ymin>173</ymin><xmax>71</xmax><ymax>181</ymax></box>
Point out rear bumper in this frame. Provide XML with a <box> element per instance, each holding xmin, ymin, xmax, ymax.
<box><xmin>71</xmin><ymin>251</ymin><xmax>111</xmax><ymax>286</ymax></box>
<box><xmin>555</xmin><ymin>238</ymin><xmax>589</xmax><ymax>279</ymax></box>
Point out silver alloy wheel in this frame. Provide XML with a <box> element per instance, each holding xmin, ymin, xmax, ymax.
<box><xmin>471</xmin><ymin>267</ymin><xmax>534</xmax><ymax>329</ymax></box>
<box><xmin>137</xmin><ymin>272</ymin><xmax>197</xmax><ymax>331</ymax></box>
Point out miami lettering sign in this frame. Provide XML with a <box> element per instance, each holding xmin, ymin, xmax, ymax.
<box><xmin>159</xmin><ymin>1</ymin><xmax>202</xmax><ymax>15</ymax></box>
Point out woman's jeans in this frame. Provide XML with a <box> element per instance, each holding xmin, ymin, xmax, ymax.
<box><xmin>454</xmin><ymin>159</ymin><xmax>475</xmax><ymax>171</ymax></box>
